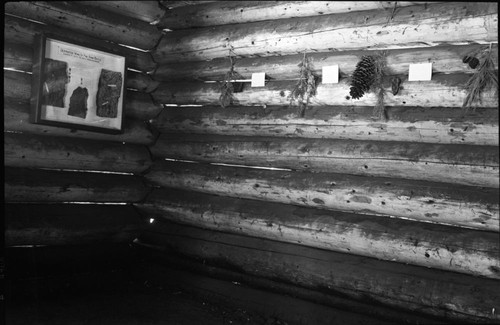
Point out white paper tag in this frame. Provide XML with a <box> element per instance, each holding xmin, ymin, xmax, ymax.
<box><xmin>408</xmin><ymin>63</ymin><xmax>432</xmax><ymax>81</ymax></box>
<box><xmin>251</xmin><ymin>72</ymin><xmax>266</xmax><ymax>87</ymax></box>
<box><xmin>322</xmin><ymin>65</ymin><xmax>339</xmax><ymax>84</ymax></box>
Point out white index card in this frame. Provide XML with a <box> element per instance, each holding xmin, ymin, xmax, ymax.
<box><xmin>408</xmin><ymin>63</ymin><xmax>433</xmax><ymax>81</ymax></box>
<box><xmin>322</xmin><ymin>65</ymin><xmax>339</xmax><ymax>84</ymax></box>
<box><xmin>251</xmin><ymin>72</ymin><xmax>266</xmax><ymax>87</ymax></box>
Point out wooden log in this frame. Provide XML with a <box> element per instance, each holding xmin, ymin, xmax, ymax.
<box><xmin>4</xmin><ymin>167</ymin><xmax>150</xmax><ymax>203</ymax></box>
<box><xmin>4</xmin><ymin>99</ymin><xmax>157</xmax><ymax>145</ymax></box>
<box><xmin>153</xmin><ymin>2</ymin><xmax>498</xmax><ymax>63</ymax></box>
<box><xmin>4</xmin><ymin>2</ymin><xmax>162</xmax><ymax>51</ymax></box>
<box><xmin>127</xmin><ymin>71</ymin><xmax>160</xmax><ymax>93</ymax></box>
<box><xmin>160</xmin><ymin>1</ymin><xmax>219</xmax><ymax>10</ymax></box>
<box><xmin>170</xmin><ymin>2</ymin><xmax>448</xmax><ymax>29</ymax></box>
<box><xmin>138</xmin><ymin>262</ymin><xmax>404</xmax><ymax>325</ymax></box>
<box><xmin>150</xmin><ymin>134</ymin><xmax>499</xmax><ymax>188</ymax></box>
<box><xmin>137</xmin><ymin>188</ymin><xmax>500</xmax><ymax>279</ymax></box>
<box><xmin>4</xmin><ymin>133</ymin><xmax>152</xmax><ymax>174</ymax></box>
<box><xmin>4</xmin><ymin>42</ymin><xmax>33</xmax><ymax>73</ymax></box>
<box><xmin>125</xmin><ymin>91</ymin><xmax>164</xmax><ymax>121</ymax></box>
<box><xmin>154</xmin><ymin>105</ymin><xmax>499</xmax><ymax>146</ymax></box>
<box><xmin>159</xmin><ymin>1</ymin><xmax>440</xmax><ymax>29</ymax></box>
<box><xmin>74</xmin><ymin>1</ymin><xmax>165</xmax><ymax>24</ymax></box>
<box><xmin>5</xmin><ymin>203</ymin><xmax>146</xmax><ymax>246</ymax></box>
<box><xmin>4</xmin><ymin>15</ymin><xmax>157</xmax><ymax>73</ymax></box>
<box><xmin>150</xmin><ymin>74</ymin><xmax>499</xmax><ymax>108</ymax></box>
<box><xmin>153</xmin><ymin>44</ymin><xmax>499</xmax><ymax>82</ymax></box>
<box><xmin>137</xmin><ymin>254</ymin><xmax>445</xmax><ymax>324</ymax></box>
<box><xmin>139</xmin><ymin>221</ymin><xmax>500</xmax><ymax>322</ymax></box>
<box><xmin>145</xmin><ymin>161</ymin><xmax>499</xmax><ymax>231</ymax></box>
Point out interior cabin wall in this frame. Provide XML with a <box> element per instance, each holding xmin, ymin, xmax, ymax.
<box><xmin>3</xmin><ymin>1</ymin><xmax>499</xmax><ymax>324</ymax></box>
<box><xmin>3</xmin><ymin>1</ymin><xmax>165</xmax><ymax>295</ymax></box>
<box><xmin>134</xmin><ymin>1</ymin><xmax>499</xmax><ymax>323</ymax></box>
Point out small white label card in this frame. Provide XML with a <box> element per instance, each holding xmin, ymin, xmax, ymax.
<box><xmin>322</xmin><ymin>65</ymin><xmax>339</xmax><ymax>84</ymax></box>
<box><xmin>251</xmin><ymin>72</ymin><xmax>266</xmax><ymax>87</ymax></box>
<box><xmin>408</xmin><ymin>62</ymin><xmax>433</xmax><ymax>81</ymax></box>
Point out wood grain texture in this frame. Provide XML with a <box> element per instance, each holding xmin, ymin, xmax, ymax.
<box><xmin>153</xmin><ymin>44</ymin><xmax>498</xmax><ymax>82</ymax></box>
<box><xmin>151</xmin><ymin>133</ymin><xmax>499</xmax><ymax>188</ymax></box>
<box><xmin>150</xmin><ymin>74</ymin><xmax>498</xmax><ymax>108</ymax></box>
<box><xmin>75</xmin><ymin>1</ymin><xmax>165</xmax><ymax>23</ymax></box>
<box><xmin>154</xmin><ymin>105</ymin><xmax>499</xmax><ymax>146</ymax></box>
<box><xmin>137</xmin><ymin>188</ymin><xmax>500</xmax><ymax>279</ymax></box>
<box><xmin>153</xmin><ymin>2</ymin><xmax>497</xmax><ymax>63</ymax></box>
<box><xmin>4</xmin><ymin>1</ymin><xmax>162</xmax><ymax>50</ymax></box>
<box><xmin>5</xmin><ymin>203</ymin><xmax>146</xmax><ymax>246</ymax></box>
<box><xmin>4</xmin><ymin>133</ymin><xmax>152</xmax><ymax>174</ymax></box>
<box><xmin>4</xmin><ymin>100</ymin><xmax>157</xmax><ymax>145</ymax></box>
<box><xmin>144</xmin><ymin>161</ymin><xmax>499</xmax><ymax>231</ymax></box>
<box><xmin>4</xmin><ymin>167</ymin><xmax>150</xmax><ymax>203</ymax></box>
<box><xmin>139</xmin><ymin>221</ymin><xmax>500</xmax><ymax>322</ymax></box>
<box><xmin>4</xmin><ymin>15</ymin><xmax>157</xmax><ymax>73</ymax></box>
<box><xmin>125</xmin><ymin>91</ymin><xmax>165</xmax><ymax>121</ymax></box>
<box><xmin>158</xmin><ymin>1</ymin><xmax>439</xmax><ymax>29</ymax></box>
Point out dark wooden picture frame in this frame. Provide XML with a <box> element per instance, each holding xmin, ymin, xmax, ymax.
<box><xmin>30</xmin><ymin>33</ymin><xmax>127</xmax><ymax>134</ymax></box>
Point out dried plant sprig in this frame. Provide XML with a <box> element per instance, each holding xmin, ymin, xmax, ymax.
<box><xmin>219</xmin><ymin>55</ymin><xmax>243</xmax><ymax>108</ymax></box>
<box><xmin>462</xmin><ymin>46</ymin><xmax>498</xmax><ymax>113</ymax></box>
<box><xmin>289</xmin><ymin>53</ymin><xmax>318</xmax><ymax>117</ymax></box>
<box><xmin>372</xmin><ymin>51</ymin><xmax>388</xmax><ymax>120</ymax></box>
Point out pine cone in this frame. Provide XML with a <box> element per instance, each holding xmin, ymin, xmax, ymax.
<box><xmin>349</xmin><ymin>56</ymin><xmax>376</xmax><ymax>99</ymax></box>
<box><xmin>468</xmin><ymin>57</ymin><xmax>479</xmax><ymax>69</ymax></box>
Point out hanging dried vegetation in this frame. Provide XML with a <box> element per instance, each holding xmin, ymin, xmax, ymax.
<box><xmin>219</xmin><ymin>55</ymin><xmax>243</xmax><ymax>108</ymax></box>
<box><xmin>462</xmin><ymin>46</ymin><xmax>498</xmax><ymax>113</ymax></box>
<box><xmin>289</xmin><ymin>53</ymin><xmax>318</xmax><ymax>117</ymax></box>
<box><xmin>349</xmin><ymin>52</ymin><xmax>388</xmax><ymax>120</ymax></box>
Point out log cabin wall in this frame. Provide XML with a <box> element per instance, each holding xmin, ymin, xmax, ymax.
<box><xmin>134</xmin><ymin>1</ymin><xmax>500</xmax><ymax>324</ymax></box>
<box><xmin>3</xmin><ymin>1</ymin><xmax>165</xmax><ymax>291</ymax></box>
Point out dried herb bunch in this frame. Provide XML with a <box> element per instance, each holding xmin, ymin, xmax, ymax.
<box><xmin>289</xmin><ymin>53</ymin><xmax>318</xmax><ymax>117</ymax></box>
<box><xmin>219</xmin><ymin>55</ymin><xmax>243</xmax><ymax>108</ymax></box>
<box><xmin>349</xmin><ymin>52</ymin><xmax>387</xmax><ymax>119</ymax></box>
<box><xmin>462</xmin><ymin>46</ymin><xmax>498</xmax><ymax>112</ymax></box>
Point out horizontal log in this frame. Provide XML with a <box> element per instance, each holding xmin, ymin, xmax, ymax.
<box><xmin>153</xmin><ymin>2</ymin><xmax>497</xmax><ymax>63</ymax></box>
<box><xmin>127</xmin><ymin>71</ymin><xmax>161</xmax><ymax>93</ymax></box>
<box><xmin>4</xmin><ymin>42</ymin><xmax>33</xmax><ymax>73</ymax></box>
<box><xmin>5</xmin><ymin>2</ymin><xmax>162</xmax><ymax>51</ymax></box>
<box><xmin>150</xmin><ymin>74</ymin><xmax>498</xmax><ymax>108</ymax></box>
<box><xmin>153</xmin><ymin>44</ymin><xmax>499</xmax><ymax>82</ymax></box>
<box><xmin>4</xmin><ymin>15</ymin><xmax>157</xmax><ymax>72</ymax></box>
<box><xmin>137</xmin><ymin>254</ymin><xmax>444</xmax><ymax>324</ymax></box>
<box><xmin>4</xmin><ymin>167</ymin><xmax>150</xmax><ymax>203</ymax></box>
<box><xmin>137</xmin><ymin>188</ymin><xmax>500</xmax><ymax>279</ymax></box>
<box><xmin>4</xmin><ymin>133</ymin><xmax>152</xmax><ymax>174</ymax></box>
<box><xmin>151</xmin><ymin>134</ymin><xmax>499</xmax><ymax>188</ymax></box>
<box><xmin>125</xmin><ymin>91</ymin><xmax>165</xmax><ymax>121</ymax></box>
<box><xmin>160</xmin><ymin>1</ymin><xmax>226</xmax><ymax>10</ymax></box>
<box><xmin>4</xmin><ymin>99</ymin><xmax>157</xmax><ymax>145</ymax></box>
<box><xmin>138</xmin><ymin>262</ymin><xmax>407</xmax><ymax>325</ymax></box>
<box><xmin>154</xmin><ymin>105</ymin><xmax>499</xmax><ymax>146</ymax></box>
<box><xmin>145</xmin><ymin>161</ymin><xmax>499</xmax><ymax>231</ymax></box>
<box><xmin>139</xmin><ymin>221</ymin><xmax>500</xmax><ymax>322</ymax></box>
<box><xmin>5</xmin><ymin>203</ymin><xmax>145</xmax><ymax>246</ymax></box>
<box><xmin>159</xmin><ymin>1</ymin><xmax>439</xmax><ymax>30</ymax></box>
<box><xmin>74</xmin><ymin>1</ymin><xmax>165</xmax><ymax>23</ymax></box>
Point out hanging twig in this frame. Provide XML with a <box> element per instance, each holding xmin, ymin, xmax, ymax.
<box><xmin>288</xmin><ymin>52</ymin><xmax>318</xmax><ymax>117</ymax></box>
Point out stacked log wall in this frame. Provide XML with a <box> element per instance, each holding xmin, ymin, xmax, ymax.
<box><xmin>3</xmin><ymin>2</ymin><xmax>166</xmax><ymax>250</ymax></box>
<box><xmin>135</xmin><ymin>1</ymin><xmax>500</xmax><ymax>323</ymax></box>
